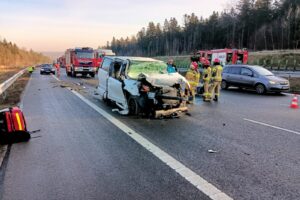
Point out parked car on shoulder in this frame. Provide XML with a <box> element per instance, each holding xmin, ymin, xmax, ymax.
<box><xmin>40</xmin><ymin>64</ymin><xmax>56</xmax><ymax>75</ymax></box>
<box><xmin>221</xmin><ymin>65</ymin><xmax>290</xmax><ymax>94</ymax></box>
<box><xmin>97</xmin><ymin>56</ymin><xmax>193</xmax><ymax>118</ymax></box>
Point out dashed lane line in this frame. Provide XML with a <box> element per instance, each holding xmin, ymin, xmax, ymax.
<box><xmin>244</xmin><ymin>118</ymin><xmax>300</xmax><ymax>136</ymax></box>
<box><xmin>70</xmin><ymin>89</ymin><xmax>233</xmax><ymax>200</ymax></box>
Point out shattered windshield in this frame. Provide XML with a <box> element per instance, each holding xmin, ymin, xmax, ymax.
<box><xmin>128</xmin><ymin>61</ymin><xmax>167</xmax><ymax>79</ymax></box>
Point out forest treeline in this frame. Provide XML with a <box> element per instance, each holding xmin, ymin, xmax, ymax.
<box><xmin>109</xmin><ymin>0</ymin><xmax>300</xmax><ymax>56</ymax></box>
<box><xmin>0</xmin><ymin>38</ymin><xmax>50</xmax><ymax>67</ymax></box>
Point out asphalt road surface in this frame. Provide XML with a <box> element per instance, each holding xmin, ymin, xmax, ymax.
<box><xmin>0</xmin><ymin>70</ymin><xmax>299</xmax><ymax>200</ymax></box>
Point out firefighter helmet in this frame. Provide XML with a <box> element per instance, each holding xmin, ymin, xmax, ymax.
<box><xmin>203</xmin><ymin>59</ymin><xmax>210</xmax><ymax>66</ymax></box>
<box><xmin>213</xmin><ymin>58</ymin><xmax>220</xmax><ymax>64</ymax></box>
<box><xmin>191</xmin><ymin>61</ymin><xmax>198</xmax><ymax>69</ymax></box>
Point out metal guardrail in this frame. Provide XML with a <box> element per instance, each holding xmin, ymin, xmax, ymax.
<box><xmin>0</xmin><ymin>69</ymin><xmax>26</xmax><ymax>96</ymax></box>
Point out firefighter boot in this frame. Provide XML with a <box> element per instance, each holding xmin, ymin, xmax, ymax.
<box><xmin>213</xmin><ymin>95</ymin><xmax>218</xmax><ymax>102</ymax></box>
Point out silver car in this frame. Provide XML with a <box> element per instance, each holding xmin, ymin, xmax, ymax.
<box><xmin>221</xmin><ymin>65</ymin><xmax>290</xmax><ymax>94</ymax></box>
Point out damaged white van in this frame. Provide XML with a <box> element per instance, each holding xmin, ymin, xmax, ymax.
<box><xmin>97</xmin><ymin>57</ymin><xmax>193</xmax><ymax>118</ymax></box>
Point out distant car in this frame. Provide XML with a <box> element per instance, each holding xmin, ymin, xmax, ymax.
<box><xmin>222</xmin><ymin>65</ymin><xmax>290</xmax><ymax>94</ymax></box>
<box><xmin>97</xmin><ymin>56</ymin><xmax>193</xmax><ymax>117</ymax></box>
<box><xmin>40</xmin><ymin>64</ymin><xmax>55</xmax><ymax>75</ymax></box>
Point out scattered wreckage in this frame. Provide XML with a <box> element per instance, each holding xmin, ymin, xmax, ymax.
<box><xmin>97</xmin><ymin>57</ymin><xmax>193</xmax><ymax>118</ymax></box>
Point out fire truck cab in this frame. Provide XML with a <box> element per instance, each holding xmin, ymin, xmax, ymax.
<box><xmin>65</xmin><ymin>47</ymin><xmax>97</xmax><ymax>78</ymax></box>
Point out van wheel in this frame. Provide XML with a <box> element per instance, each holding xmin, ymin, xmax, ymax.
<box><xmin>221</xmin><ymin>80</ymin><xmax>229</xmax><ymax>90</ymax></box>
<box><xmin>128</xmin><ymin>97</ymin><xmax>140</xmax><ymax>115</ymax></box>
<box><xmin>255</xmin><ymin>84</ymin><xmax>266</xmax><ymax>94</ymax></box>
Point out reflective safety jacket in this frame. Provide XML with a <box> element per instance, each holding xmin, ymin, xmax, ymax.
<box><xmin>185</xmin><ymin>69</ymin><xmax>200</xmax><ymax>88</ymax></box>
<box><xmin>211</xmin><ymin>65</ymin><xmax>223</xmax><ymax>82</ymax></box>
<box><xmin>27</xmin><ymin>66</ymin><xmax>33</xmax><ymax>73</ymax></box>
<box><xmin>202</xmin><ymin>67</ymin><xmax>211</xmax><ymax>82</ymax></box>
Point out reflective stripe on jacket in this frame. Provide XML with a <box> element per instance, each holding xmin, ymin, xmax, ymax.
<box><xmin>185</xmin><ymin>69</ymin><xmax>200</xmax><ymax>87</ymax></box>
<box><xmin>211</xmin><ymin>65</ymin><xmax>223</xmax><ymax>82</ymax></box>
<box><xmin>203</xmin><ymin>67</ymin><xmax>211</xmax><ymax>82</ymax></box>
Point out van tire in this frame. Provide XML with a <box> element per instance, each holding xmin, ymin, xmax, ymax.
<box><xmin>128</xmin><ymin>96</ymin><xmax>140</xmax><ymax>116</ymax></box>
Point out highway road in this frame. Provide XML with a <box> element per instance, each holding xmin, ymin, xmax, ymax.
<box><xmin>0</xmin><ymin>70</ymin><xmax>299</xmax><ymax>200</ymax></box>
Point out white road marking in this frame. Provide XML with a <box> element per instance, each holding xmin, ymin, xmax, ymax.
<box><xmin>244</xmin><ymin>118</ymin><xmax>300</xmax><ymax>136</ymax></box>
<box><xmin>0</xmin><ymin>145</ymin><xmax>8</xmax><ymax>168</ymax></box>
<box><xmin>51</xmin><ymin>75</ymin><xmax>60</xmax><ymax>82</ymax></box>
<box><xmin>70</xmin><ymin>90</ymin><xmax>233</xmax><ymax>200</ymax></box>
<box><xmin>282</xmin><ymin>93</ymin><xmax>294</xmax><ymax>96</ymax></box>
<box><xmin>279</xmin><ymin>104</ymin><xmax>290</xmax><ymax>107</ymax></box>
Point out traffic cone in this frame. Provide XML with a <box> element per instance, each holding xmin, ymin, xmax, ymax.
<box><xmin>290</xmin><ymin>95</ymin><xmax>299</xmax><ymax>109</ymax></box>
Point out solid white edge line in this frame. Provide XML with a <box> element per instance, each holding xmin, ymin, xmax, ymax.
<box><xmin>70</xmin><ymin>89</ymin><xmax>233</xmax><ymax>200</ymax></box>
<box><xmin>282</xmin><ymin>93</ymin><xmax>294</xmax><ymax>96</ymax></box>
<box><xmin>0</xmin><ymin>145</ymin><xmax>8</xmax><ymax>168</ymax></box>
<box><xmin>51</xmin><ymin>74</ymin><xmax>61</xmax><ymax>82</ymax></box>
<box><xmin>244</xmin><ymin>118</ymin><xmax>300</xmax><ymax>136</ymax></box>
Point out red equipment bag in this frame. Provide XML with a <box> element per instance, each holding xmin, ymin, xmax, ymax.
<box><xmin>0</xmin><ymin>107</ymin><xmax>30</xmax><ymax>144</ymax></box>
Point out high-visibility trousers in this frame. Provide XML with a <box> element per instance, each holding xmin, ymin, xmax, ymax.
<box><xmin>209</xmin><ymin>81</ymin><xmax>221</xmax><ymax>97</ymax></box>
<box><xmin>203</xmin><ymin>81</ymin><xmax>211</xmax><ymax>100</ymax></box>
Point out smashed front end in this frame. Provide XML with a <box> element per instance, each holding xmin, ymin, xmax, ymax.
<box><xmin>125</xmin><ymin>73</ymin><xmax>193</xmax><ymax>118</ymax></box>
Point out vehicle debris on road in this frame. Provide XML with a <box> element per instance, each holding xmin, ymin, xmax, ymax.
<box><xmin>0</xmin><ymin>107</ymin><xmax>31</xmax><ymax>144</ymax></box>
<box><xmin>208</xmin><ymin>149</ymin><xmax>219</xmax><ymax>153</ymax></box>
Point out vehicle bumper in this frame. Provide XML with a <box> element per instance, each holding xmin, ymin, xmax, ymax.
<box><xmin>154</xmin><ymin>106</ymin><xmax>188</xmax><ymax>118</ymax></box>
<box><xmin>41</xmin><ymin>71</ymin><xmax>55</xmax><ymax>74</ymax></box>
<box><xmin>74</xmin><ymin>67</ymin><xmax>97</xmax><ymax>73</ymax></box>
<box><xmin>267</xmin><ymin>84</ymin><xmax>290</xmax><ymax>92</ymax></box>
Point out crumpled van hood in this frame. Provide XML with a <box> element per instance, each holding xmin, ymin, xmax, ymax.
<box><xmin>139</xmin><ymin>73</ymin><xmax>189</xmax><ymax>87</ymax></box>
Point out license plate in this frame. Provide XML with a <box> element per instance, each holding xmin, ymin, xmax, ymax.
<box><xmin>282</xmin><ymin>86</ymin><xmax>289</xmax><ymax>89</ymax></box>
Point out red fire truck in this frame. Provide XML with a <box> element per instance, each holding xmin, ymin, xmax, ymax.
<box><xmin>94</xmin><ymin>49</ymin><xmax>116</xmax><ymax>68</ymax></box>
<box><xmin>65</xmin><ymin>47</ymin><xmax>98</xmax><ymax>77</ymax></box>
<box><xmin>194</xmin><ymin>48</ymin><xmax>248</xmax><ymax>65</ymax></box>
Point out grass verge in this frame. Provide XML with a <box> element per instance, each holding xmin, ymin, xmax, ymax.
<box><xmin>0</xmin><ymin>66</ymin><xmax>26</xmax><ymax>83</ymax></box>
<box><xmin>0</xmin><ymin>71</ymin><xmax>31</xmax><ymax>110</ymax></box>
<box><xmin>288</xmin><ymin>78</ymin><xmax>300</xmax><ymax>94</ymax></box>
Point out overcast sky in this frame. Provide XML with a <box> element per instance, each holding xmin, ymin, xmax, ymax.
<box><xmin>0</xmin><ymin>0</ymin><xmax>236</xmax><ymax>52</ymax></box>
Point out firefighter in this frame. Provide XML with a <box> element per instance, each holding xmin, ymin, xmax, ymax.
<box><xmin>185</xmin><ymin>61</ymin><xmax>200</xmax><ymax>100</ymax></box>
<box><xmin>202</xmin><ymin>59</ymin><xmax>212</xmax><ymax>101</ymax></box>
<box><xmin>54</xmin><ymin>63</ymin><xmax>60</xmax><ymax>78</ymax></box>
<box><xmin>27</xmin><ymin>66</ymin><xmax>34</xmax><ymax>73</ymax></box>
<box><xmin>209</xmin><ymin>58</ymin><xmax>223</xmax><ymax>101</ymax></box>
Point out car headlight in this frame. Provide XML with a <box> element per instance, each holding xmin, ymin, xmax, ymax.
<box><xmin>269</xmin><ymin>81</ymin><xmax>277</xmax><ymax>84</ymax></box>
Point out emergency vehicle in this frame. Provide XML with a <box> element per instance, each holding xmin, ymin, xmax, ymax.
<box><xmin>194</xmin><ymin>49</ymin><xmax>248</xmax><ymax>65</ymax></box>
<box><xmin>65</xmin><ymin>47</ymin><xmax>98</xmax><ymax>77</ymax></box>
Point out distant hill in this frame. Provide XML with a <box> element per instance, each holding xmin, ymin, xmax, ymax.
<box><xmin>0</xmin><ymin>39</ymin><xmax>50</xmax><ymax>66</ymax></box>
<box><xmin>41</xmin><ymin>52</ymin><xmax>63</xmax><ymax>61</ymax></box>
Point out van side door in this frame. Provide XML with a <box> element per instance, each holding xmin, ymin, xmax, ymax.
<box><xmin>107</xmin><ymin>61</ymin><xmax>127</xmax><ymax>109</ymax></box>
<box><xmin>98</xmin><ymin>57</ymin><xmax>112</xmax><ymax>99</ymax></box>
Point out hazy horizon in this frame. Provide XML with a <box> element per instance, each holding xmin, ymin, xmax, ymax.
<box><xmin>0</xmin><ymin>0</ymin><xmax>236</xmax><ymax>52</ymax></box>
